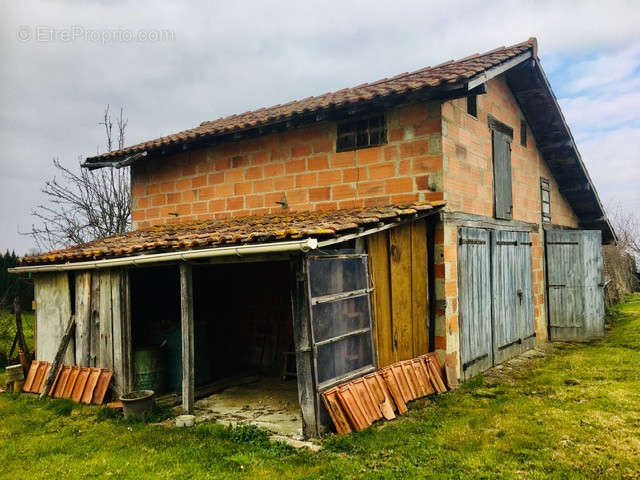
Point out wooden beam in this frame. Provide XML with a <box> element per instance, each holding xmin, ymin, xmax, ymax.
<box><xmin>559</xmin><ymin>183</ymin><xmax>591</xmax><ymax>194</ymax></box>
<box><xmin>180</xmin><ymin>262</ymin><xmax>195</xmax><ymax>414</ymax></box>
<box><xmin>289</xmin><ymin>257</ymin><xmax>318</xmax><ymax>438</ymax></box>
<box><xmin>467</xmin><ymin>51</ymin><xmax>532</xmax><ymax>90</ymax></box>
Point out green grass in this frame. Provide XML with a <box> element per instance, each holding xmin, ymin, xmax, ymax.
<box><xmin>0</xmin><ymin>309</ymin><xmax>35</xmax><ymax>366</ymax></box>
<box><xmin>2</xmin><ymin>296</ymin><xmax>640</xmax><ymax>479</ymax></box>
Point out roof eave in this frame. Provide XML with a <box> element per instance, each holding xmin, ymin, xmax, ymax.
<box><xmin>505</xmin><ymin>58</ymin><xmax>616</xmax><ymax>243</ymax></box>
<box><xmin>82</xmin><ymin>81</ymin><xmax>474</xmax><ymax>169</ymax></box>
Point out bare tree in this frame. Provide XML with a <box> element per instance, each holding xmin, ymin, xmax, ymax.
<box><xmin>27</xmin><ymin>106</ymin><xmax>131</xmax><ymax>251</ymax></box>
<box><xmin>603</xmin><ymin>201</ymin><xmax>639</xmax><ymax>308</ymax></box>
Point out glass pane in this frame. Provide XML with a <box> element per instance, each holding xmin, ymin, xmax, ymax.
<box><xmin>542</xmin><ymin>202</ymin><xmax>550</xmax><ymax>214</ymax></box>
<box><xmin>542</xmin><ymin>190</ymin><xmax>550</xmax><ymax>202</ymax></box>
<box><xmin>311</xmin><ymin>295</ymin><xmax>370</xmax><ymax>342</ymax></box>
<box><xmin>309</xmin><ymin>256</ymin><xmax>367</xmax><ymax>297</ymax></box>
<box><xmin>316</xmin><ymin>333</ymin><xmax>373</xmax><ymax>384</ymax></box>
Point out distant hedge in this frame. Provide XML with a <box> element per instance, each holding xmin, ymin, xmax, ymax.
<box><xmin>0</xmin><ymin>251</ymin><xmax>34</xmax><ymax>311</ymax></box>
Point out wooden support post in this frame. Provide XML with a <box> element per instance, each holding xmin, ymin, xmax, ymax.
<box><xmin>289</xmin><ymin>257</ymin><xmax>318</xmax><ymax>438</ymax></box>
<box><xmin>180</xmin><ymin>263</ymin><xmax>194</xmax><ymax>414</ymax></box>
<box><xmin>14</xmin><ymin>296</ymin><xmax>28</xmax><ymax>358</ymax></box>
<box><xmin>40</xmin><ymin>315</ymin><xmax>76</xmax><ymax>398</ymax></box>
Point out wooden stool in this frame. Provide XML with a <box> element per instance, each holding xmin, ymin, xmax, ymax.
<box><xmin>280</xmin><ymin>352</ymin><xmax>297</xmax><ymax>380</ymax></box>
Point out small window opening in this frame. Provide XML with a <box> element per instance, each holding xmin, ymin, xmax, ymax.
<box><xmin>520</xmin><ymin>120</ymin><xmax>527</xmax><ymax>147</ymax></box>
<box><xmin>540</xmin><ymin>177</ymin><xmax>551</xmax><ymax>224</ymax></box>
<box><xmin>336</xmin><ymin>114</ymin><xmax>387</xmax><ymax>152</ymax></box>
<box><xmin>467</xmin><ymin>94</ymin><xmax>478</xmax><ymax>118</ymax></box>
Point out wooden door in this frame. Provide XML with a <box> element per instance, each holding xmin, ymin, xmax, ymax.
<box><xmin>306</xmin><ymin>254</ymin><xmax>376</xmax><ymax>393</ymax></box>
<box><xmin>491</xmin><ymin>230</ymin><xmax>520</xmax><ymax>364</ymax></box>
<box><xmin>458</xmin><ymin>227</ymin><xmax>493</xmax><ymax>379</ymax></box>
<box><xmin>459</xmin><ymin>228</ymin><xmax>536</xmax><ymax>378</ymax></box>
<box><xmin>547</xmin><ymin>230</ymin><xmax>605</xmax><ymax>341</ymax></box>
<box><xmin>516</xmin><ymin>232</ymin><xmax>536</xmax><ymax>352</ymax></box>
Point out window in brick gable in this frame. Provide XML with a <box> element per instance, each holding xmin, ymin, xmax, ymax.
<box><xmin>520</xmin><ymin>120</ymin><xmax>527</xmax><ymax>147</ymax></box>
<box><xmin>540</xmin><ymin>177</ymin><xmax>551</xmax><ymax>224</ymax></box>
<box><xmin>467</xmin><ymin>93</ymin><xmax>478</xmax><ymax>118</ymax></box>
<box><xmin>336</xmin><ymin>114</ymin><xmax>387</xmax><ymax>152</ymax></box>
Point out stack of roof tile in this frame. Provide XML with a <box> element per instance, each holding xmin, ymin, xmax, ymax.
<box><xmin>322</xmin><ymin>353</ymin><xmax>448</xmax><ymax>434</ymax></box>
<box><xmin>22</xmin><ymin>360</ymin><xmax>113</xmax><ymax>405</ymax></box>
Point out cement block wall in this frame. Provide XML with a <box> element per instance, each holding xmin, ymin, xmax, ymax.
<box><xmin>130</xmin><ymin>102</ymin><xmax>444</xmax><ymax>229</ymax></box>
<box><xmin>434</xmin><ymin>76</ymin><xmax>581</xmax><ymax>378</ymax></box>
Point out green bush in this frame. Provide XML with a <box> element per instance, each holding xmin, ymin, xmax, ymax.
<box><xmin>227</xmin><ymin>423</ymin><xmax>269</xmax><ymax>446</ymax></box>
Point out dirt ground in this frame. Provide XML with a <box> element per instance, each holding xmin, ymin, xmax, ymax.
<box><xmin>193</xmin><ymin>376</ymin><xmax>303</xmax><ymax>438</ymax></box>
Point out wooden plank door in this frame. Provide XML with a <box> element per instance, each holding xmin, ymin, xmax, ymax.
<box><xmin>516</xmin><ymin>232</ymin><xmax>536</xmax><ymax>352</ymax></box>
<box><xmin>581</xmin><ymin>231</ymin><xmax>605</xmax><ymax>339</ymax></box>
<box><xmin>547</xmin><ymin>230</ymin><xmax>604</xmax><ymax>341</ymax></box>
<box><xmin>492</xmin><ymin>130</ymin><xmax>513</xmax><ymax>220</ymax></box>
<box><xmin>491</xmin><ymin>230</ymin><xmax>520</xmax><ymax>364</ymax></box>
<box><xmin>458</xmin><ymin>227</ymin><xmax>493</xmax><ymax>379</ymax></box>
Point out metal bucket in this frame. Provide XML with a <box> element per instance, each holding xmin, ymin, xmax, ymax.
<box><xmin>133</xmin><ymin>346</ymin><xmax>165</xmax><ymax>392</ymax></box>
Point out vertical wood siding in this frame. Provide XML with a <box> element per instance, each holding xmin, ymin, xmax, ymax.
<box><xmin>367</xmin><ymin>220</ymin><xmax>429</xmax><ymax>367</ymax></box>
<box><xmin>34</xmin><ymin>272</ymin><xmax>74</xmax><ymax>365</ymax></box>
<box><xmin>34</xmin><ymin>269</ymin><xmax>132</xmax><ymax>396</ymax></box>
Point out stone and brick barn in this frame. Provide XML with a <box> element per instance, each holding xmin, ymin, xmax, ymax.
<box><xmin>12</xmin><ymin>38</ymin><xmax>614</xmax><ymax>437</ymax></box>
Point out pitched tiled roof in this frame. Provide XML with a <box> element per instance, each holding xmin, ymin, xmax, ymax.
<box><xmin>85</xmin><ymin>39</ymin><xmax>537</xmax><ymax>164</ymax></box>
<box><xmin>20</xmin><ymin>201</ymin><xmax>445</xmax><ymax>266</ymax></box>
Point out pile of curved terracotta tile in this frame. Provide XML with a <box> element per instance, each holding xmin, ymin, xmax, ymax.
<box><xmin>22</xmin><ymin>360</ymin><xmax>113</xmax><ymax>405</ymax></box>
<box><xmin>322</xmin><ymin>353</ymin><xmax>449</xmax><ymax>434</ymax></box>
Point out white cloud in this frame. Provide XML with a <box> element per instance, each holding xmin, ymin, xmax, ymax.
<box><xmin>578</xmin><ymin>126</ymin><xmax>640</xmax><ymax>211</ymax></box>
<box><xmin>564</xmin><ymin>44</ymin><xmax>640</xmax><ymax>94</ymax></box>
<box><xmin>1</xmin><ymin>0</ymin><xmax>640</xmax><ymax>252</ymax></box>
<box><xmin>560</xmin><ymin>91</ymin><xmax>640</xmax><ymax>134</ymax></box>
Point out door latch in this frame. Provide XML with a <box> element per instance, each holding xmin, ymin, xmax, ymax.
<box><xmin>517</xmin><ymin>289</ymin><xmax>523</xmax><ymax>305</ymax></box>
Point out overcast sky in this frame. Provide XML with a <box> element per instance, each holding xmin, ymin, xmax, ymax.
<box><xmin>1</xmin><ymin>1</ymin><xmax>639</xmax><ymax>255</ymax></box>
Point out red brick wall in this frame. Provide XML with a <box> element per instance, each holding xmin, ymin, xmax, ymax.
<box><xmin>130</xmin><ymin>102</ymin><xmax>444</xmax><ymax>229</ymax></box>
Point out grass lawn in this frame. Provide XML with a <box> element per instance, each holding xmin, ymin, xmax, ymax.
<box><xmin>1</xmin><ymin>296</ymin><xmax>640</xmax><ymax>479</ymax></box>
<box><xmin>0</xmin><ymin>309</ymin><xmax>35</xmax><ymax>386</ymax></box>
<box><xmin>0</xmin><ymin>309</ymin><xmax>35</xmax><ymax>359</ymax></box>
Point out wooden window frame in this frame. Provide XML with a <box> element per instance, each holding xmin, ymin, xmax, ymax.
<box><xmin>306</xmin><ymin>253</ymin><xmax>376</xmax><ymax>392</ymax></box>
<box><xmin>540</xmin><ymin>177</ymin><xmax>551</xmax><ymax>224</ymax></box>
<box><xmin>336</xmin><ymin>114</ymin><xmax>387</xmax><ymax>152</ymax></box>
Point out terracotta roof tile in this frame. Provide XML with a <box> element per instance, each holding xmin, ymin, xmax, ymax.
<box><xmin>20</xmin><ymin>201</ymin><xmax>445</xmax><ymax>266</ymax></box>
<box><xmin>86</xmin><ymin>39</ymin><xmax>536</xmax><ymax>163</ymax></box>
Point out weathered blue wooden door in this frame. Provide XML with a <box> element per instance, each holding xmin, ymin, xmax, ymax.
<box><xmin>459</xmin><ymin>228</ymin><xmax>535</xmax><ymax>378</ymax></box>
<box><xmin>546</xmin><ymin>230</ymin><xmax>604</xmax><ymax>341</ymax></box>
<box><xmin>491</xmin><ymin>230</ymin><xmax>520</xmax><ymax>364</ymax></box>
<box><xmin>516</xmin><ymin>232</ymin><xmax>536</xmax><ymax>352</ymax></box>
<box><xmin>458</xmin><ymin>227</ymin><xmax>493</xmax><ymax>379</ymax></box>
<box><xmin>491</xmin><ymin>230</ymin><xmax>535</xmax><ymax>364</ymax></box>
